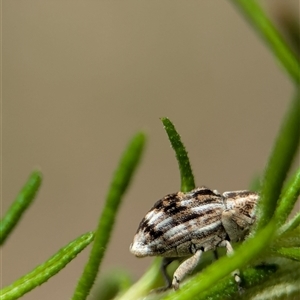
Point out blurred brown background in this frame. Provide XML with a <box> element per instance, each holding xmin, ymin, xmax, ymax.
<box><xmin>2</xmin><ymin>0</ymin><xmax>299</xmax><ymax>299</ymax></box>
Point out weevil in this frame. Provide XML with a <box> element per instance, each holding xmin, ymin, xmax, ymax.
<box><xmin>130</xmin><ymin>187</ymin><xmax>258</xmax><ymax>290</ymax></box>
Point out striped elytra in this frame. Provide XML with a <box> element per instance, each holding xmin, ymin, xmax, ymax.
<box><xmin>130</xmin><ymin>187</ymin><xmax>258</xmax><ymax>258</ymax></box>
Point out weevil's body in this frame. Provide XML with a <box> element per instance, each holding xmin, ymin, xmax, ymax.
<box><xmin>130</xmin><ymin>187</ymin><xmax>258</xmax><ymax>290</ymax></box>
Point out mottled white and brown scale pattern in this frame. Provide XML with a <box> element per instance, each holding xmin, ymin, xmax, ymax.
<box><xmin>130</xmin><ymin>187</ymin><xmax>259</xmax><ymax>290</ymax></box>
<box><xmin>130</xmin><ymin>188</ymin><xmax>226</xmax><ymax>257</ymax></box>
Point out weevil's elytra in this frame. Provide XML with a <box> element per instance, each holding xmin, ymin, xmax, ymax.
<box><xmin>130</xmin><ymin>187</ymin><xmax>258</xmax><ymax>290</ymax></box>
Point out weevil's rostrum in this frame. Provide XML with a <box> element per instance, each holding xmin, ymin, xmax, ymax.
<box><xmin>130</xmin><ymin>187</ymin><xmax>258</xmax><ymax>290</ymax></box>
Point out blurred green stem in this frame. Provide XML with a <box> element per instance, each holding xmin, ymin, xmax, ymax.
<box><xmin>230</xmin><ymin>0</ymin><xmax>300</xmax><ymax>85</ymax></box>
<box><xmin>72</xmin><ymin>132</ymin><xmax>146</xmax><ymax>300</ymax></box>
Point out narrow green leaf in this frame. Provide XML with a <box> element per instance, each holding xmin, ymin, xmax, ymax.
<box><xmin>278</xmin><ymin>212</ymin><xmax>300</xmax><ymax>235</ymax></box>
<box><xmin>0</xmin><ymin>171</ymin><xmax>42</xmax><ymax>245</ymax></box>
<box><xmin>273</xmin><ymin>226</ymin><xmax>300</xmax><ymax>249</ymax></box>
<box><xmin>273</xmin><ymin>168</ymin><xmax>300</xmax><ymax>227</ymax></box>
<box><xmin>256</xmin><ymin>93</ymin><xmax>300</xmax><ymax>231</ymax></box>
<box><xmin>0</xmin><ymin>232</ymin><xmax>94</xmax><ymax>300</ymax></box>
<box><xmin>160</xmin><ymin>118</ymin><xmax>195</xmax><ymax>192</ymax></box>
<box><xmin>272</xmin><ymin>247</ymin><xmax>300</xmax><ymax>261</ymax></box>
<box><xmin>72</xmin><ymin>132</ymin><xmax>146</xmax><ymax>300</ymax></box>
<box><xmin>229</xmin><ymin>0</ymin><xmax>300</xmax><ymax>85</ymax></box>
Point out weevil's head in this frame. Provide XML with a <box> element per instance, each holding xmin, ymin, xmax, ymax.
<box><xmin>130</xmin><ymin>208</ymin><xmax>166</xmax><ymax>258</ymax></box>
<box><xmin>130</xmin><ymin>230</ymin><xmax>152</xmax><ymax>258</ymax></box>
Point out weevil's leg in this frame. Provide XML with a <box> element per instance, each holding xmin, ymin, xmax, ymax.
<box><xmin>218</xmin><ymin>240</ymin><xmax>241</xmax><ymax>285</ymax></box>
<box><xmin>172</xmin><ymin>249</ymin><xmax>202</xmax><ymax>290</ymax></box>
<box><xmin>160</xmin><ymin>258</ymin><xmax>174</xmax><ymax>288</ymax></box>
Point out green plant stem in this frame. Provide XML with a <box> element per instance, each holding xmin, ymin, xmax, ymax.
<box><xmin>0</xmin><ymin>232</ymin><xmax>94</xmax><ymax>300</ymax></box>
<box><xmin>256</xmin><ymin>93</ymin><xmax>300</xmax><ymax>231</ymax></box>
<box><xmin>72</xmin><ymin>132</ymin><xmax>146</xmax><ymax>300</ymax></box>
<box><xmin>160</xmin><ymin>118</ymin><xmax>195</xmax><ymax>192</ymax></box>
<box><xmin>230</xmin><ymin>0</ymin><xmax>300</xmax><ymax>85</ymax></box>
<box><xmin>193</xmin><ymin>264</ymin><xmax>278</xmax><ymax>300</ymax></box>
<box><xmin>241</xmin><ymin>259</ymin><xmax>300</xmax><ymax>300</ymax></box>
<box><xmin>0</xmin><ymin>171</ymin><xmax>42</xmax><ymax>245</ymax></box>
